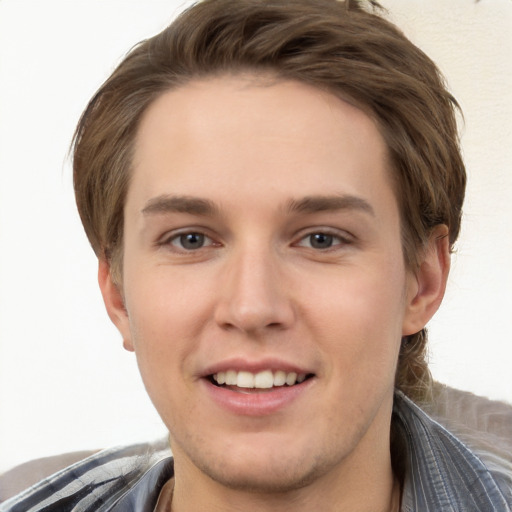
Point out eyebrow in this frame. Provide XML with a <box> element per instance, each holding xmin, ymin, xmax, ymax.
<box><xmin>141</xmin><ymin>193</ymin><xmax>374</xmax><ymax>218</ymax></box>
<box><xmin>285</xmin><ymin>195</ymin><xmax>375</xmax><ymax>216</ymax></box>
<box><xmin>142</xmin><ymin>195</ymin><xmax>219</xmax><ymax>216</ymax></box>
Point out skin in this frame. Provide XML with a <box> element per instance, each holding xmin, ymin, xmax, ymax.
<box><xmin>99</xmin><ymin>76</ymin><xmax>449</xmax><ymax>512</ymax></box>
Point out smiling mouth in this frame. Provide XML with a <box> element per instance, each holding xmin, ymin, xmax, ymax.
<box><xmin>208</xmin><ymin>369</ymin><xmax>315</xmax><ymax>392</ymax></box>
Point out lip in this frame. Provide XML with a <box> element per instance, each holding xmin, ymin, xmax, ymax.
<box><xmin>202</xmin><ymin>377</ymin><xmax>314</xmax><ymax>416</ymax></box>
<box><xmin>200</xmin><ymin>357</ymin><xmax>316</xmax><ymax>416</ymax></box>
<box><xmin>201</xmin><ymin>357</ymin><xmax>313</xmax><ymax>377</ymax></box>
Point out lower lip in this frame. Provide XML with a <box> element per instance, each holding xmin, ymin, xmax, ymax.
<box><xmin>202</xmin><ymin>378</ymin><xmax>314</xmax><ymax>416</ymax></box>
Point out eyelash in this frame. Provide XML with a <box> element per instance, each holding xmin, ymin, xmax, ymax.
<box><xmin>294</xmin><ymin>230</ymin><xmax>353</xmax><ymax>250</ymax></box>
<box><xmin>159</xmin><ymin>231</ymin><xmax>218</xmax><ymax>252</ymax></box>
<box><xmin>159</xmin><ymin>228</ymin><xmax>352</xmax><ymax>253</ymax></box>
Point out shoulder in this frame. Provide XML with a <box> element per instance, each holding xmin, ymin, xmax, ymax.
<box><xmin>0</xmin><ymin>450</ymin><xmax>98</xmax><ymax>503</ymax></box>
<box><xmin>426</xmin><ymin>383</ymin><xmax>512</xmax><ymax>457</ymax></box>
<box><xmin>0</xmin><ymin>439</ymin><xmax>173</xmax><ymax>512</ymax></box>
<box><xmin>394</xmin><ymin>386</ymin><xmax>512</xmax><ymax>511</ymax></box>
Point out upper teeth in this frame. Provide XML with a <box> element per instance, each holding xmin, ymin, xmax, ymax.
<box><xmin>213</xmin><ymin>370</ymin><xmax>307</xmax><ymax>389</ymax></box>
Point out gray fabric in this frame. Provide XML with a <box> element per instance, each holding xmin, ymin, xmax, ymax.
<box><xmin>0</xmin><ymin>451</ymin><xmax>98</xmax><ymax>503</ymax></box>
<box><xmin>394</xmin><ymin>391</ymin><xmax>511</xmax><ymax>511</ymax></box>
<box><xmin>1</xmin><ymin>389</ymin><xmax>510</xmax><ymax>511</ymax></box>
<box><xmin>0</xmin><ymin>440</ymin><xmax>172</xmax><ymax>512</ymax></box>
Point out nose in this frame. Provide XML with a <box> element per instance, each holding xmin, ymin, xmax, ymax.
<box><xmin>214</xmin><ymin>244</ymin><xmax>295</xmax><ymax>335</ymax></box>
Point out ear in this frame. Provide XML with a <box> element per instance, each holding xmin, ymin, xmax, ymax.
<box><xmin>402</xmin><ymin>225</ymin><xmax>451</xmax><ymax>336</ymax></box>
<box><xmin>97</xmin><ymin>259</ymin><xmax>134</xmax><ymax>352</ymax></box>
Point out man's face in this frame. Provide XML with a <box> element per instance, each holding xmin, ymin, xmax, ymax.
<box><xmin>108</xmin><ymin>76</ymin><xmax>422</xmax><ymax>492</ymax></box>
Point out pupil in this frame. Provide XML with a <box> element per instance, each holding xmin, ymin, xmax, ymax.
<box><xmin>181</xmin><ymin>233</ymin><xmax>204</xmax><ymax>249</ymax></box>
<box><xmin>310</xmin><ymin>233</ymin><xmax>333</xmax><ymax>249</ymax></box>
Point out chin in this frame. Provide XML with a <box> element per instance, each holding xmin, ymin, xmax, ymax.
<box><xmin>201</xmin><ymin>457</ymin><xmax>329</xmax><ymax>494</ymax></box>
<box><xmin>181</xmin><ymin>434</ymin><xmax>347</xmax><ymax>495</ymax></box>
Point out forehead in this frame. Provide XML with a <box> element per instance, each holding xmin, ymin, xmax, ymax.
<box><xmin>128</xmin><ymin>75</ymin><xmax>396</xmax><ymax>219</ymax></box>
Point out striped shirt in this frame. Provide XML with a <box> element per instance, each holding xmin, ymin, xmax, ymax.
<box><xmin>1</xmin><ymin>392</ymin><xmax>510</xmax><ymax>511</ymax></box>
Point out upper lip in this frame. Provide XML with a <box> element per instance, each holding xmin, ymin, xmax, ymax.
<box><xmin>200</xmin><ymin>357</ymin><xmax>314</xmax><ymax>378</ymax></box>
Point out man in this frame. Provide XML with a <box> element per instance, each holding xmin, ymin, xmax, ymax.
<box><xmin>1</xmin><ymin>0</ymin><xmax>511</xmax><ymax>510</ymax></box>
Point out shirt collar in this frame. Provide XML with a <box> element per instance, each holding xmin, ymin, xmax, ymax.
<box><xmin>393</xmin><ymin>391</ymin><xmax>511</xmax><ymax>512</ymax></box>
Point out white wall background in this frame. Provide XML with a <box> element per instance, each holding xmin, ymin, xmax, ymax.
<box><xmin>0</xmin><ymin>0</ymin><xmax>511</xmax><ymax>473</ymax></box>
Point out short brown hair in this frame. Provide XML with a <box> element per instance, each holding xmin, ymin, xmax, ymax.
<box><xmin>72</xmin><ymin>0</ymin><xmax>466</xmax><ymax>403</ymax></box>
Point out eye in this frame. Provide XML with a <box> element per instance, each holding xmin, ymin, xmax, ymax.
<box><xmin>296</xmin><ymin>231</ymin><xmax>350</xmax><ymax>250</ymax></box>
<box><xmin>308</xmin><ymin>233</ymin><xmax>335</xmax><ymax>249</ymax></box>
<box><xmin>169</xmin><ymin>232</ymin><xmax>214</xmax><ymax>251</ymax></box>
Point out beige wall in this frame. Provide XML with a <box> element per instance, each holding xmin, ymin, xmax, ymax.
<box><xmin>382</xmin><ymin>0</ymin><xmax>512</xmax><ymax>400</ymax></box>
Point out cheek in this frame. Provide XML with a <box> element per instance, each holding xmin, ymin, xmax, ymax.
<box><xmin>122</xmin><ymin>264</ymin><xmax>220</xmax><ymax>393</ymax></box>
<box><xmin>311</xmin><ymin>258</ymin><xmax>406</xmax><ymax>327</ymax></box>
<box><xmin>121</xmin><ymin>275</ymin><xmax>197</xmax><ymax>388</ymax></box>
<box><xmin>124</xmin><ymin>265</ymin><xmax>211</xmax><ymax>340</ymax></box>
<box><xmin>123</xmin><ymin>281</ymin><xmax>199</xmax><ymax>428</ymax></box>
<box><xmin>305</xmin><ymin>262</ymin><xmax>406</xmax><ymax>372</ymax></box>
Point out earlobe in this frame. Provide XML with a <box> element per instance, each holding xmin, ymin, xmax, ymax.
<box><xmin>402</xmin><ymin>225</ymin><xmax>451</xmax><ymax>336</ymax></box>
<box><xmin>97</xmin><ymin>259</ymin><xmax>134</xmax><ymax>352</ymax></box>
